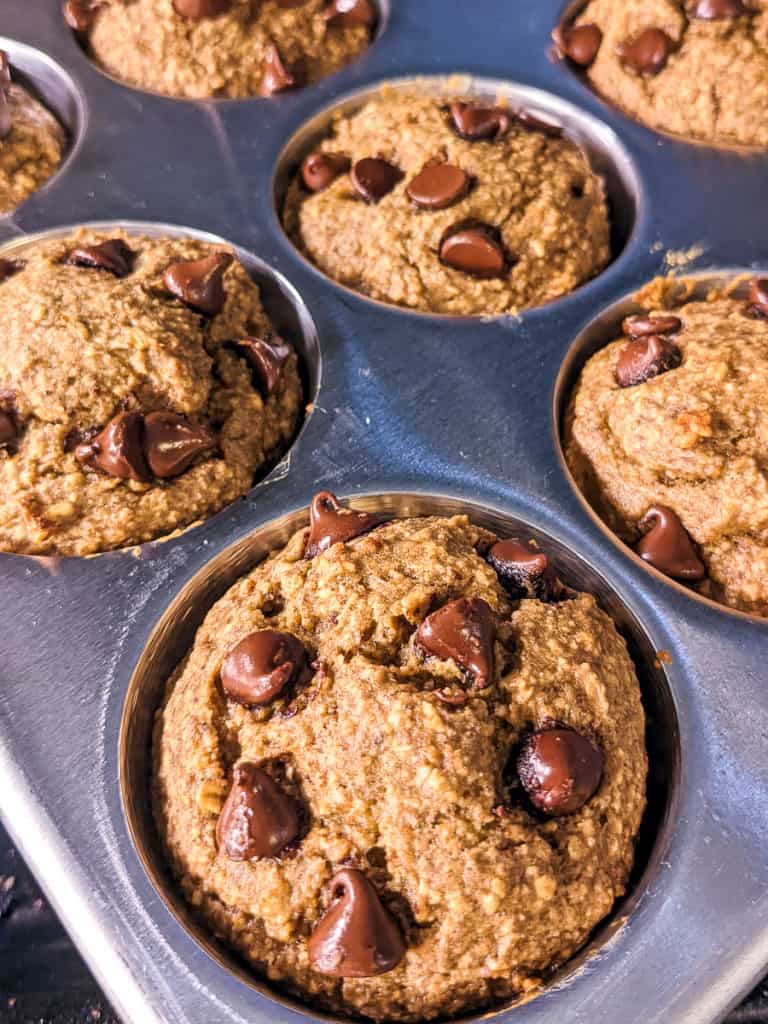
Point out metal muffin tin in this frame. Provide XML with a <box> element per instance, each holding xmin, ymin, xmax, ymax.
<box><xmin>1</xmin><ymin>2</ymin><xmax>767</xmax><ymax>1023</ymax></box>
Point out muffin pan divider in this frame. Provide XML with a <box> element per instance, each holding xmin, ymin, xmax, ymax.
<box><xmin>2</xmin><ymin>1</ymin><xmax>768</xmax><ymax>1022</ymax></box>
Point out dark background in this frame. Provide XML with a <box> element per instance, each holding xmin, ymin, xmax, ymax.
<box><xmin>0</xmin><ymin>824</ymin><xmax>765</xmax><ymax>1024</ymax></box>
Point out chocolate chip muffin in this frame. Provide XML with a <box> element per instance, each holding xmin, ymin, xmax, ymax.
<box><xmin>0</xmin><ymin>51</ymin><xmax>66</xmax><ymax>214</ymax></box>
<box><xmin>64</xmin><ymin>0</ymin><xmax>375</xmax><ymax>100</ymax></box>
<box><xmin>153</xmin><ymin>491</ymin><xmax>647</xmax><ymax>1021</ymax></box>
<box><xmin>554</xmin><ymin>0</ymin><xmax>768</xmax><ymax>147</ymax></box>
<box><xmin>282</xmin><ymin>91</ymin><xmax>611</xmax><ymax>315</ymax></box>
<box><xmin>0</xmin><ymin>230</ymin><xmax>302</xmax><ymax>556</ymax></box>
<box><xmin>564</xmin><ymin>276</ymin><xmax>768</xmax><ymax>616</ymax></box>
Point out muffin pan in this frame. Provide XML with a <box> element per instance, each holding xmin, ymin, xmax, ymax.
<box><xmin>1</xmin><ymin>2</ymin><xmax>768</xmax><ymax>1023</ymax></box>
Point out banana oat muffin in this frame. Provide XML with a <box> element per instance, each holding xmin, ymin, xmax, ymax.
<box><xmin>153</xmin><ymin>491</ymin><xmax>647</xmax><ymax>1021</ymax></box>
<box><xmin>553</xmin><ymin>0</ymin><xmax>768</xmax><ymax>147</ymax></box>
<box><xmin>64</xmin><ymin>0</ymin><xmax>375</xmax><ymax>100</ymax></box>
<box><xmin>282</xmin><ymin>91</ymin><xmax>611</xmax><ymax>315</ymax></box>
<box><xmin>565</xmin><ymin>276</ymin><xmax>768</xmax><ymax>616</ymax></box>
<box><xmin>0</xmin><ymin>51</ymin><xmax>66</xmax><ymax>214</ymax></box>
<box><xmin>0</xmin><ymin>230</ymin><xmax>302</xmax><ymax>556</ymax></box>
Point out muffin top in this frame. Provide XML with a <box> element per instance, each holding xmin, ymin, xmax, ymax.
<box><xmin>0</xmin><ymin>52</ymin><xmax>65</xmax><ymax>214</ymax></box>
<box><xmin>282</xmin><ymin>91</ymin><xmax>611</xmax><ymax>316</ymax></box>
<box><xmin>66</xmin><ymin>0</ymin><xmax>375</xmax><ymax>99</ymax></box>
<box><xmin>555</xmin><ymin>0</ymin><xmax>768</xmax><ymax>147</ymax></box>
<box><xmin>153</xmin><ymin>494</ymin><xmax>647</xmax><ymax>1022</ymax></box>
<box><xmin>0</xmin><ymin>231</ymin><xmax>302</xmax><ymax>556</ymax></box>
<box><xmin>565</xmin><ymin>277</ymin><xmax>768</xmax><ymax>616</ymax></box>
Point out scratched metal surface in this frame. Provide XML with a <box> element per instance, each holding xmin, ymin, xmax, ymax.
<box><xmin>0</xmin><ymin>2</ymin><xmax>767</xmax><ymax>1024</ymax></box>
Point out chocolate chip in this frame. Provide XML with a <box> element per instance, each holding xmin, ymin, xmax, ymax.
<box><xmin>622</xmin><ymin>314</ymin><xmax>682</xmax><ymax>338</ymax></box>
<box><xmin>164</xmin><ymin>251</ymin><xmax>233</xmax><ymax>315</ymax></box>
<box><xmin>514</xmin><ymin>110</ymin><xmax>563</xmax><ymax>137</ymax></box>
<box><xmin>616</xmin><ymin>335</ymin><xmax>682</xmax><ymax>388</ymax></box>
<box><xmin>234</xmin><ymin>337</ymin><xmax>291</xmax><ymax>396</ymax></box>
<box><xmin>259</xmin><ymin>44</ymin><xmax>307</xmax><ymax>96</ymax></box>
<box><xmin>487</xmin><ymin>539</ymin><xmax>556</xmax><ymax>601</ymax></box>
<box><xmin>744</xmin><ymin>277</ymin><xmax>768</xmax><ymax>319</ymax></box>
<box><xmin>62</xmin><ymin>0</ymin><xmax>102</xmax><ymax>32</ymax></box>
<box><xmin>308</xmin><ymin>869</ymin><xmax>405</xmax><ymax>977</ymax></box>
<box><xmin>216</xmin><ymin>763</ymin><xmax>301</xmax><ymax>860</ymax></box>
<box><xmin>0</xmin><ymin>412</ymin><xmax>15</xmax><ymax>447</ymax></box>
<box><xmin>688</xmin><ymin>0</ymin><xmax>749</xmax><ymax>17</ymax></box>
<box><xmin>323</xmin><ymin>0</ymin><xmax>377</xmax><ymax>28</ymax></box>
<box><xmin>619</xmin><ymin>28</ymin><xmax>676</xmax><ymax>76</ymax></box>
<box><xmin>172</xmin><ymin>0</ymin><xmax>231</xmax><ymax>17</ymax></box>
<box><xmin>635</xmin><ymin>505</ymin><xmax>706</xmax><ymax>581</ymax></box>
<box><xmin>440</xmin><ymin>224</ymin><xmax>507</xmax><ymax>279</ymax></box>
<box><xmin>305</xmin><ymin>491</ymin><xmax>384</xmax><ymax>558</ymax></box>
<box><xmin>416</xmin><ymin>597</ymin><xmax>496</xmax><ymax>688</ymax></box>
<box><xmin>553</xmin><ymin>22</ymin><xmax>603</xmax><ymax>66</ymax></box>
<box><xmin>221</xmin><ymin>630</ymin><xmax>309</xmax><ymax>706</ymax></box>
<box><xmin>0</xmin><ymin>259</ymin><xmax>21</xmax><ymax>283</ymax></box>
<box><xmin>406</xmin><ymin>164</ymin><xmax>471</xmax><ymax>211</ymax></box>
<box><xmin>301</xmin><ymin>152</ymin><xmax>351</xmax><ymax>192</ymax></box>
<box><xmin>75</xmin><ymin>411</ymin><xmax>150</xmax><ymax>482</ymax></box>
<box><xmin>143</xmin><ymin>411</ymin><xmax>216</xmax><ymax>478</ymax></box>
<box><xmin>67</xmin><ymin>239</ymin><xmax>136</xmax><ymax>278</ymax></box>
<box><xmin>449</xmin><ymin>101</ymin><xmax>511</xmax><ymax>141</ymax></box>
<box><xmin>517</xmin><ymin>728</ymin><xmax>603</xmax><ymax>815</ymax></box>
<box><xmin>351</xmin><ymin>158</ymin><xmax>403</xmax><ymax>203</ymax></box>
<box><xmin>0</xmin><ymin>52</ymin><xmax>11</xmax><ymax>141</ymax></box>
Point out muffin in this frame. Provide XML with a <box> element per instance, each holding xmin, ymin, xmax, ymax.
<box><xmin>0</xmin><ymin>230</ymin><xmax>303</xmax><ymax>556</ymax></box>
<box><xmin>63</xmin><ymin>0</ymin><xmax>376</xmax><ymax>99</ymax></box>
<box><xmin>0</xmin><ymin>51</ymin><xmax>66</xmax><ymax>214</ymax></box>
<box><xmin>564</xmin><ymin>275</ymin><xmax>768</xmax><ymax>616</ymax></box>
<box><xmin>282</xmin><ymin>91</ymin><xmax>611</xmax><ymax>315</ymax></box>
<box><xmin>153</xmin><ymin>491</ymin><xmax>648</xmax><ymax>1022</ymax></box>
<box><xmin>553</xmin><ymin>0</ymin><xmax>768</xmax><ymax>147</ymax></box>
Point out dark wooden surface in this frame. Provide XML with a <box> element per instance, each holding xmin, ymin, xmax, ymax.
<box><xmin>0</xmin><ymin>821</ymin><xmax>764</xmax><ymax>1023</ymax></box>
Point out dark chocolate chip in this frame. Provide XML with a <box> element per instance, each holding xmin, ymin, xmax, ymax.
<box><xmin>234</xmin><ymin>336</ymin><xmax>291</xmax><ymax>396</ymax></box>
<box><xmin>619</xmin><ymin>28</ymin><xmax>676</xmax><ymax>76</ymax></box>
<box><xmin>172</xmin><ymin>0</ymin><xmax>231</xmax><ymax>17</ymax></box>
<box><xmin>553</xmin><ymin>22</ymin><xmax>603</xmax><ymax>66</ymax></box>
<box><xmin>635</xmin><ymin>505</ymin><xmax>706</xmax><ymax>581</ymax></box>
<box><xmin>75</xmin><ymin>411</ymin><xmax>150</xmax><ymax>482</ymax></box>
<box><xmin>406</xmin><ymin>164</ymin><xmax>471</xmax><ymax>211</ymax></box>
<box><xmin>308</xmin><ymin>869</ymin><xmax>405</xmax><ymax>977</ymax></box>
<box><xmin>301</xmin><ymin>152</ymin><xmax>351</xmax><ymax>192</ymax></box>
<box><xmin>514</xmin><ymin>110</ymin><xmax>563</xmax><ymax>137</ymax></box>
<box><xmin>616</xmin><ymin>335</ymin><xmax>682</xmax><ymax>388</ymax></box>
<box><xmin>744</xmin><ymin>276</ymin><xmax>768</xmax><ymax>319</ymax></box>
<box><xmin>305</xmin><ymin>491</ymin><xmax>384</xmax><ymax>558</ymax></box>
<box><xmin>143</xmin><ymin>411</ymin><xmax>215</xmax><ymax>478</ymax></box>
<box><xmin>62</xmin><ymin>0</ymin><xmax>102</xmax><ymax>32</ymax></box>
<box><xmin>487</xmin><ymin>539</ymin><xmax>556</xmax><ymax>601</ymax></box>
<box><xmin>517</xmin><ymin>728</ymin><xmax>603</xmax><ymax>815</ymax></box>
<box><xmin>221</xmin><ymin>630</ymin><xmax>309</xmax><ymax>706</ymax></box>
<box><xmin>416</xmin><ymin>597</ymin><xmax>496</xmax><ymax>688</ymax></box>
<box><xmin>350</xmin><ymin>158</ymin><xmax>403</xmax><ymax>203</ymax></box>
<box><xmin>622</xmin><ymin>314</ymin><xmax>682</xmax><ymax>338</ymax></box>
<box><xmin>0</xmin><ymin>52</ymin><xmax>11</xmax><ymax>141</ymax></box>
<box><xmin>322</xmin><ymin>0</ymin><xmax>377</xmax><ymax>28</ymax></box>
<box><xmin>449</xmin><ymin>101</ymin><xmax>511</xmax><ymax>141</ymax></box>
<box><xmin>216</xmin><ymin>763</ymin><xmax>301</xmax><ymax>860</ymax></box>
<box><xmin>0</xmin><ymin>410</ymin><xmax>17</xmax><ymax>447</ymax></box>
<box><xmin>67</xmin><ymin>239</ymin><xmax>136</xmax><ymax>278</ymax></box>
<box><xmin>163</xmin><ymin>251</ymin><xmax>233</xmax><ymax>315</ymax></box>
<box><xmin>688</xmin><ymin>0</ymin><xmax>749</xmax><ymax>18</ymax></box>
<box><xmin>0</xmin><ymin>259</ymin><xmax>21</xmax><ymax>283</ymax></box>
<box><xmin>259</xmin><ymin>44</ymin><xmax>307</xmax><ymax>96</ymax></box>
<box><xmin>440</xmin><ymin>224</ymin><xmax>506</xmax><ymax>279</ymax></box>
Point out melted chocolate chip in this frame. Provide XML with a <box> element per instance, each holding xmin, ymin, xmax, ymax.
<box><xmin>234</xmin><ymin>337</ymin><xmax>291</xmax><ymax>396</ymax></box>
<box><xmin>0</xmin><ymin>410</ymin><xmax>17</xmax><ymax>447</ymax></box>
<box><xmin>323</xmin><ymin>0</ymin><xmax>377</xmax><ymax>27</ymax></box>
<box><xmin>173</xmin><ymin>0</ymin><xmax>231</xmax><ymax>16</ymax></box>
<box><xmin>259</xmin><ymin>44</ymin><xmax>307</xmax><ymax>96</ymax></box>
<box><xmin>514</xmin><ymin>110</ymin><xmax>563</xmax><ymax>137</ymax></box>
<box><xmin>619</xmin><ymin>28</ymin><xmax>676</xmax><ymax>75</ymax></box>
<box><xmin>301</xmin><ymin>152</ymin><xmax>351</xmax><ymax>192</ymax></box>
<box><xmin>517</xmin><ymin>728</ymin><xmax>603</xmax><ymax>815</ymax></box>
<box><xmin>744</xmin><ymin>277</ymin><xmax>768</xmax><ymax>319</ymax></box>
<box><xmin>416</xmin><ymin>597</ymin><xmax>496</xmax><ymax>688</ymax></box>
<box><xmin>688</xmin><ymin>0</ymin><xmax>749</xmax><ymax>17</ymax></box>
<box><xmin>164</xmin><ymin>251</ymin><xmax>233</xmax><ymax>315</ymax></box>
<box><xmin>143</xmin><ymin>412</ymin><xmax>216</xmax><ymax>478</ymax></box>
<box><xmin>351</xmin><ymin>158</ymin><xmax>403</xmax><ymax>203</ymax></box>
<box><xmin>0</xmin><ymin>52</ymin><xmax>11</xmax><ymax>141</ymax></box>
<box><xmin>622</xmin><ymin>314</ymin><xmax>682</xmax><ymax>338</ymax></box>
<box><xmin>0</xmin><ymin>259</ymin><xmax>21</xmax><ymax>283</ymax></box>
<box><xmin>75</xmin><ymin>411</ymin><xmax>150</xmax><ymax>482</ymax></box>
<box><xmin>553</xmin><ymin>22</ymin><xmax>603</xmax><ymax>66</ymax></box>
<box><xmin>406</xmin><ymin>164</ymin><xmax>471</xmax><ymax>211</ymax></box>
<box><xmin>616</xmin><ymin>335</ymin><xmax>682</xmax><ymax>388</ymax></box>
<box><xmin>67</xmin><ymin>239</ymin><xmax>136</xmax><ymax>278</ymax></box>
<box><xmin>449</xmin><ymin>101</ymin><xmax>511</xmax><ymax>141</ymax></box>
<box><xmin>305</xmin><ymin>491</ymin><xmax>383</xmax><ymax>558</ymax></box>
<box><xmin>308</xmin><ymin>869</ymin><xmax>405</xmax><ymax>977</ymax></box>
<box><xmin>440</xmin><ymin>224</ymin><xmax>507</xmax><ymax>279</ymax></box>
<box><xmin>221</xmin><ymin>630</ymin><xmax>309</xmax><ymax>706</ymax></box>
<box><xmin>487</xmin><ymin>539</ymin><xmax>556</xmax><ymax>601</ymax></box>
<box><xmin>62</xmin><ymin>0</ymin><xmax>101</xmax><ymax>32</ymax></box>
<box><xmin>635</xmin><ymin>505</ymin><xmax>706</xmax><ymax>581</ymax></box>
<box><xmin>216</xmin><ymin>763</ymin><xmax>301</xmax><ymax>860</ymax></box>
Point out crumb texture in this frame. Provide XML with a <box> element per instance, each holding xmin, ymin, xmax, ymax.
<box><xmin>0</xmin><ymin>82</ymin><xmax>65</xmax><ymax>213</ymax></box>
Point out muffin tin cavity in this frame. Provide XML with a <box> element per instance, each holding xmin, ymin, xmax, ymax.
<box><xmin>120</xmin><ymin>493</ymin><xmax>679</xmax><ymax>1020</ymax></box>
